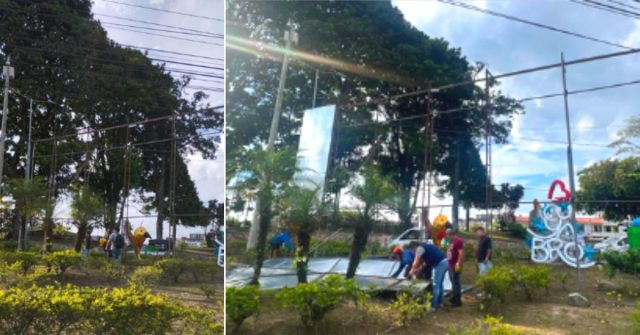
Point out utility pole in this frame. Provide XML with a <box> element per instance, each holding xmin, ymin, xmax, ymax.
<box><xmin>561</xmin><ymin>52</ymin><xmax>581</xmax><ymax>291</ymax></box>
<box><xmin>312</xmin><ymin>69</ymin><xmax>319</xmax><ymax>109</ymax></box>
<box><xmin>484</xmin><ymin>68</ymin><xmax>493</xmax><ymax>231</ymax></box>
<box><xmin>0</xmin><ymin>56</ymin><xmax>15</xmax><ymax>188</ymax></box>
<box><xmin>247</xmin><ymin>24</ymin><xmax>298</xmax><ymax>250</ymax></box>
<box><xmin>169</xmin><ymin>113</ymin><xmax>177</xmax><ymax>256</ymax></box>
<box><xmin>24</xmin><ymin>99</ymin><xmax>33</xmax><ymax>245</ymax></box>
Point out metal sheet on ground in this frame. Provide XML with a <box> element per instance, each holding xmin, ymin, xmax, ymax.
<box><xmin>226</xmin><ymin>257</ymin><xmax>453</xmax><ymax>292</ymax></box>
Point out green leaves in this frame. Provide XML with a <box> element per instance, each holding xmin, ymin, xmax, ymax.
<box><xmin>577</xmin><ymin>156</ymin><xmax>640</xmax><ymax>220</ymax></box>
<box><xmin>69</xmin><ymin>185</ymin><xmax>103</xmax><ymax>226</ymax></box>
<box><xmin>226</xmin><ymin>285</ymin><xmax>261</xmax><ymax>331</ymax></box>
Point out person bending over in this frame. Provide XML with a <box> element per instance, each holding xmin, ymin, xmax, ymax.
<box><xmin>390</xmin><ymin>246</ymin><xmax>415</xmax><ymax>278</ymax></box>
<box><xmin>408</xmin><ymin>241</ymin><xmax>449</xmax><ymax>311</ymax></box>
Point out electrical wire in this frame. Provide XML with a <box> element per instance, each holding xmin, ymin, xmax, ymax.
<box><xmin>438</xmin><ymin>0</ymin><xmax>632</xmax><ymax>50</ymax></box>
<box><xmin>94</xmin><ymin>13</ymin><xmax>223</xmax><ymax>37</ymax></box>
<box><xmin>102</xmin><ymin>0</ymin><xmax>223</xmax><ymax>22</ymax></box>
<box><xmin>92</xmin><ymin>26</ymin><xmax>223</xmax><ymax>47</ymax></box>
<box><xmin>570</xmin><ymin>0</ymin><xmax>640</xmax><ymax>19</ymax></box>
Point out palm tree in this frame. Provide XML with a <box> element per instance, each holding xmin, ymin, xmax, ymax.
<box><xmin>5</xmin><ymin>177</ymin><xmax>48</xmax><ymax>251</ymax></box>
<box><xmin>231</xmin><ymin>147</ymin><xmax>298</xmax><ymax>285</ymax></box>
<box><xmin>279</xmin><ymin>185</ymin><xmax>327</xmax><ymax>283</ymax></box>
<box><xmin>70</xmin><ymin>185</ymin><xmax>103</xmax><ymax>252</ymax></box>
<box><xmin>345</xmin><ymin>164</ymin><xmax>394</xmax><ymax>279</ymax></box>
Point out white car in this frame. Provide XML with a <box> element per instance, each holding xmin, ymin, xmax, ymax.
<box><xmin>387</xmin><ymin>227</ymin><xmax>431</xmax><ymax>248</ymax></box>
<box><xmin>594</xmin><ymin>235</ymin><xmax>629</xmax><ymax>253</ymax></box>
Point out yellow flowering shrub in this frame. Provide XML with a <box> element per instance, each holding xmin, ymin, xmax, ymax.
<box><xmin>45</xmin><ymin>250</ymin><xmax>83</xmax><ymax>276</ymax></box>
<box><xmin>0</xmin><ymin>283</ymin><xmax>222</xmax><ymax>335</ymax></box>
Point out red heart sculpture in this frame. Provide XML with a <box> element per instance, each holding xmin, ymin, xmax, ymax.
<box><xmin>547</xmin><ymin>179</ymin><xmax>571</xmax><ymax>202</ymax></box>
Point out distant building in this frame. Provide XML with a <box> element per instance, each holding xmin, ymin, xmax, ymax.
<box><xmin>515</xmin><ymin>215</ymin><xmax>625</xmax><ymax>241</ymax></box>
<box><xmin>181</xmin><ymin>233</ymin><xmax>205</xmax><ymax>247</ymax></box>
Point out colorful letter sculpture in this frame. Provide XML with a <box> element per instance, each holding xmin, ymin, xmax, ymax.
<box><xmin>527</xmin><ymin>180</ymin><xmax>596</xmax><ymax>268</ymax></box>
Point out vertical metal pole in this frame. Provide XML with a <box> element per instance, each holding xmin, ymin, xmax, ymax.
<box><xmin>25</xmin><ymin>99</ymin><xmax>33</xmax><ymax>245</ymax></box>
<box><xmin>248</xmin><ymin>27</ymin><xmax>296</xmax><ymax>250</ymax></box>
<box><xmin>420</xmin><ymin>88</ymin><xmax>432</xmax><ymax>230</ymax></box>
<box><xmin>561</xmin><ymin>52</ymin><xmax>581</xmax><ymax>291</ymax></box>
<box><xmin>0</xmin><ymin>56</ymin><xmax>14</xmax><ymax>188</ymax></box>
<box><xmin>484</xmin><ymin>68</ymin><xmax>492</xmax><ymax>230</ymax></box>
<box><xmin>169</xmin><ymin>114</ymin><xmax>177</xmax><ymax>256</ymax></box>
<box><xmin>266</xmin><ymin>30</ymin><xmax>293</xmax><ymax>152</ymax></box>
<box><xmin>312</xmin><ymin>69</ymin><xmax>319</xmax><ymax>109</ymax></box>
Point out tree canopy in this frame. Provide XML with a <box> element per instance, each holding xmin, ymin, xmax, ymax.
<box><xmin>226</xmin><ymin>1</ymin><xmax>522</xmax><ymax>228</ymax></box>
<box><xmin>0</xmin><ymin>0</ymin><xmax>222</xmax><ymax>237</ymax></box>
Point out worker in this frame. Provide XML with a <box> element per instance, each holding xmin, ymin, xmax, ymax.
<box><xmin>390</xmin><ymin>246</ymin><xmax>415</xmax><ymax>279</ymax></box>
<box><xmin>269</xmin><ymin>231</ymin><xmax>293</xmax><ymax>258</ymax></box>
<box><xmin>446</xmin><ymin>228</ymin><xmax>464</xmax><ymax>307</ymax></box>
<box><xmin>475</xmin><ymin>226</ymin><xmax>493</xmax><ymax>275</ymax></box>
<box><xmin>408</xmin><ymin>241</ymin><xmax>449</xmax><ymax>311</ymax></box>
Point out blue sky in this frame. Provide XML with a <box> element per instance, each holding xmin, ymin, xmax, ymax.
<box><xmin>58</xmin><ymin>0</ymin><xmax>224</xmax><ymax>238</ymax></box>
<box><xmin>392</xmin><ymin>0</ymin><xmax>639</xmax><ymax>217</ymax></box>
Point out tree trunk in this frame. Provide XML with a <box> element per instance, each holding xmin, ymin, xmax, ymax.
<box><xmin>346</xmin><ymin>224</ymin><xmax>369</xmax><ymax>279</ymax></box>
<box><xmin>16</xmin><ymin>210</ymin><xmax>24</xmax><ymax>251</ymax></box>
<box><xmin>465</xmin><ymin>203</ymin><xmax>471</xmax><ymax>232</ymax></box>
<box><xmin>74</xmin><ymin>221</ymin><xmax>88</xmax><ymax>252</ymax></box>
<box><xmin>296</xmin><ymin>231</ymin><xmax>311</xmax><ymax>284</ymax></box>
<box><xmin>250</xmin><ymin>187</ymin><xmax>272</xmax><ymax>285</ymax></box>
<box><xmin>155</xmin><ymin>162</ymin><xmax>166</xmax><ymax>240</ymax></box>
<box><xmin>452</xmin><ymin>141</ymin><xmax>461</xmax><ymax>230</ymax></box>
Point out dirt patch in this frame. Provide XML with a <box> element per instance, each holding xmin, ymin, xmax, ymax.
<box><xmin>235</xmin><ymin>262</ymin><xmax>639</xmax><ymax>335</ymax></box>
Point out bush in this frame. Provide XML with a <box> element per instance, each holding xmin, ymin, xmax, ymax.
<box><xmin>477</xmin><ymin>265</ymin><xmax>551</xmax><ymax>309</ymax></box>
<box><xmin>184</xmin><ymin>258</ymin><xmax>215</xmax><ymax>283</ymax></box>
<box><xmin>130</xmin><ymin>266</ymin><xmax>162</xmax><ymax>287</ymax></box>
<box><xmin>512</xmin><ymin>265</ymin><xmax>550</xmax><ymax>300</ymax></box>
<box><xmin>477</xmin><ymin>265</ymin><xmax>514</xmax><ymax>309</ymax></box>
<box><xmin>507</xmin><ymin>223</ymin><xmax>528</xmax><ymax>239</ymax></box>
<box><xmin>276</xmin><ymin>274</ymin><xmax>364</xmax><ymax>327</ymax></box>
<box><xmin>1</xmin><ymin>251</ymin><xmax>39</xmax><ymax>274</ymax></box>
<box><xmin>554</xmin><ymin>272</ymin><xmax>570</xmax><ymax>291</ymax></box>
<box><xmin>390</xmin><ymin>291</ymin><xmax>431</xmax><ymax>327</ymax></box>
<box><xmin>0</xmin><ymin>283</ymin><xmax>219</xmax><ymax>335</ymax></box>
<box><xmin>158</xmin><ymin>258</ymin><xmax>189</xmax><ymax>283</ymax></box>
<box><xmin>601</xmin><ymin>249</ymin><xmax>640</xmax><ymax>277</ymax></box>
<box><xmin>448</xmin><ymin>316</ymin><xmax>523</xmax><ymax>335</ymax></box>
<box><xmin>45</xmin><ymin>250</ymin><xmax>82</xmax><ymax>276</ymax></box>
<box><xmin>226</xmin><ymin>285</ymin><xmax>260</xmax><ymax>332</ymax></box>
<box><xmin>200</xmin><ymin>284</ymin><xmax>216</xmax><ymax>301</ymax></box>
<box><xmin>311</xmin><ymin>240</ymin><xmax>351</xmax><ymax>257</ymax></box>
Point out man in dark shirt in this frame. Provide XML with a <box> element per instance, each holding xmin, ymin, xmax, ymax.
<box><xmin>475</xmin><ymin>226</ymin><xmax>493</xmax><ymax>275</ymax></box>
<box><xmin>446</xmin><ymin>228</ymin><xmax>464</xmax><ymax>307</ymax></box>
<box><xmin>408</xmin><ymin>241</ymin><xmax>449</xmax><ymax>311</ymax></box>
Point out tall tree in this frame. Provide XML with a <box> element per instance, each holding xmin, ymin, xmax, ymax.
<box><xmin>577</xmin><ymin>157</ymin><xmax>640</xmax><ymax>221</ymax></box>
<box><xmin>230</xmin><ymin>147</ymin><xmax>298</xmax><ymax>284</ymax></box>
<box><xmin>226</xmin><ymin>1</ymin><xmax>522</xmax><ymax>230</ymax></box>
<box><xmin>69</xmin><ymin>185</ymin><xmax>103</xmax><ymax>252</ymax></box>
<box><xmin>346</xmin><ymin>164</ymin><xmax>394</xmax><ymax>279</ymax></box>
<box><xmin>4</xmin><ymin>177</ymin><xmax>47</xmax><ymax>250</ymax></box>
<box><xmin>1</xmin><ymin>1</ymin><xmax>222</xmax><ymax>237</ymax></box>
<box><xmin>609</xmin><ymin>115</ymin><xmax>640</xmax><ymax>156</ymax></box>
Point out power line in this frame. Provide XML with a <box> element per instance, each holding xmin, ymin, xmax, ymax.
<box><xmin>100</xmin><ymin>26</ymin><xmax>223</xmax><ymax>46</ymax></box>
<box><xmin>120</xmin><ymin>44</ymin><xmax>223</xmax><ymax>62</ymax></box>
<box><xmin>380</xmin><ymin>47</ymin><xmax>640</xmax><ymax>103</ymax></box>
<box><xmin>438</xmin><ymin>0</ymin><xmax>633</xmax><ymax>50</ymax></box>
<box><xmin>94</xmin><ymin>12</ymin><xmax>223</xmax><ymax>37</ymax></box>
<box><xmin>606</xmin><ymin>0</ymin><xmax>640</xmax><ymax>11</ymax></box>
<box><xmin>101</xmin><ymin>21</ymin><xmax>223</xmax><ymax>39</ymax></box>
<box><xmin>102</xmin><ymin>0</ymin><xmax>223</xmax><ymax>22</ymax></box>
<box><xmin>570</xmin><ymin>0</ymin><xmax>640</xmax><ymax>19</ymax></box>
